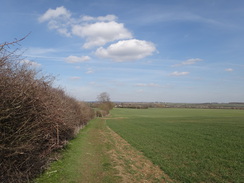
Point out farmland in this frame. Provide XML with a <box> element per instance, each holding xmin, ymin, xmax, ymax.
<box><xmin>107</xmin><ymin>108</ymin><xmax>244</xmax><ymax>183</ymax></box>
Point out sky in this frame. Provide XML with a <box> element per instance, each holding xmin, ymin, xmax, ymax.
<box><xmin>1</xmin><ymin>0</ymin><xmax>244</xmax><ymax>103</ymax></box>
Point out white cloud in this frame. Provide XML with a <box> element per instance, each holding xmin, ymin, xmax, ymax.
<box><xmin>225</xmin><ymin>68</ymin><xmax>234</xmax><ymax>72</ymax></box>
<box><xmin>81</xmin><ymin>15</ymin><xmax>117</xmax><ymax>22</ymax></box>
<box><xmin>55</xmin><ymin>28</ymin><xmax>72</xmax><ymax>37</ymax></box>
<box><xmin>20</xmin><ymin>60</ymin><xmax>41</xmax><ymax>67</ymax></box>
<box><xmin>70</xmin><ymin>76</ymin><xmax>81</xmax><ymax>80</ymax></box>
<box><xmin>81</xmin><ymin>16</ymin><xmax>94</xmax><ymax>21</ymax></box>
<box><xmin>39</xmin><ymin>6</ymin><xmax>72</xmax><ymax>37</ymax></box>
<box><xmin>25</xmin><ymin>47</ymin><xmax>64</xmax><ymax>61</ymax></box>
<box><xmin>135</xmin><ymin>83</ymin><xmax>147</xmax><ymax>87</ymax></box>
<box><xmin>72</xmin><ymin>21</ymin><xmax>132</xmax><ymax>48</ymax></box>
<box><xmin>182</xmin><ymin>58</ymin><xmax>203</xmax><ymax>65</ymax></box>
<box><xmin>95</xmin><ymin>39</ymin><xmax>156</xmax><ymax>62</ymax></box>
<box><xmin>39</xmin><ymin>6</ymin><xmax>71</xmax><ymax>22</ymax></box>
<box><xmin>39</xmin><ymin>7</ymin><xmax>156</xmax><ymax>57</ymax></box>
<box><xmin>39</xmin><ymin>7</ymin><xmax>132</xmax><ymax>47</ymax></box>
<box><xmin>136</xmin><ymin>83</ymin><xmax>160</xmax><ymax>87</ymax></box>
<box><xmin>173</xmin><ymin>58</ymin><xmax>203</xmax><ymax>67</ymax></box>
<box><xmin>86</xmin><ymin>68</ymin><xmax>94</xmax><ymax>74</ymax></box>
<box><xmin>170</xmin><ymin>71</ymin><xmax>189</xmax><ymax>76</ymax></box>
<box><xmin>27</xmin><ymin>47</ymin><xmax>58</xmax><ymax>55</ymax></box>
<box><xmin>65</xmin><ymin>55</ymin><xmax>90</xmax><ymax>63</ymax></box>
<box><xmin>140</xmin><ymin>11</ymin><xmax>226</xmax><ymax>28</ymax></box>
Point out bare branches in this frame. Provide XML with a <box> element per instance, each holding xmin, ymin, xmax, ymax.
<box><xmin>96</xmin><ymin>92</ymin><xmax>114</xmax><ymax>117</ymax></box>
<box><xmin>0</xmin><ymin>33</ymin><xmax>31</xmax><ymax>49</ymax></box>
<box><xmin>0</xmin><ymin>38</ymin><xmax>94</xmax><ymax>183</ymax></box>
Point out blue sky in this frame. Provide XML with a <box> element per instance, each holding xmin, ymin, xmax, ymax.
<box><xmin>1</xmin><ymin>0</ymin><xmax>244</xmax><ymax>102</ymax></box>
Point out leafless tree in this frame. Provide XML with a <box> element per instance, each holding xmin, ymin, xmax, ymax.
<box><xmin>96</xmin><ymin>92</ymin><xmax>114</xmax><ymax>116</ymax></box>
<box><xmin>97</xmin><ymin>92</ymin><xmax>111</xmax><ymax>103</ymax></box>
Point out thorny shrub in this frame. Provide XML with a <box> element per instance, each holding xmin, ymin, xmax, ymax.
<box><xmin>0</xmin><ymin>40</ymin><xmax>94</xmax><ymax>183</ymax></box>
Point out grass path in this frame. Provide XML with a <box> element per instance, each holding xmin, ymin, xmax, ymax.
<box><xmin>35</xmin><ymin>118</ymin><xmax>173</xmax><ymax>183</ymax></box>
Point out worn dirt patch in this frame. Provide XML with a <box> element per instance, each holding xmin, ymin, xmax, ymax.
<box><xmin>103</xmin><ymin>119</ymin><xmax>174</xmax><ymax>183</ymax></box>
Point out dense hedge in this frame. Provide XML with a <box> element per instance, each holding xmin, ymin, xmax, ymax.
<box><xmin>0</xmin><ymin>43</ymin><xmax>94</xmax><ymax>182</ymax></box>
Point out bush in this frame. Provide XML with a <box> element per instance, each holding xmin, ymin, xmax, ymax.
<box><xmin>0</xmin><ymin>41</ymin><xmax>94</xmax><ymax>183</ymax></box>
<box><xmin>95</xmin><ymin>109</ymin><xmax>109</xmax><ymax>117</ymax></box>
<box><xmin>96</xmin><ymin>92</ymin><xmax>114</xmax><ymax>116</ymax></box>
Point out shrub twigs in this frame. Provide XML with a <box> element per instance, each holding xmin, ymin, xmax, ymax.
<box><xmin>0</xmin><ymin>39</ymin><xmax>94</xmax><ymax>183</ymax></box>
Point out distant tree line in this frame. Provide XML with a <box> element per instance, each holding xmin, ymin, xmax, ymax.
<box><xmin>113</xmin><ymin>102</ymin><xmax>244</xmax><ymax>110</ymax></box>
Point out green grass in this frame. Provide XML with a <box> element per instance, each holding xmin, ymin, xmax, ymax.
<box><xmin>35</xmin><ymin>118</ymin><xmax>120</xmax><ymax>183</ymax></box>
<box><xmin>107</xmin><ymin>108</ymin><xmax>244</xmax><ymax>183</ymax></box>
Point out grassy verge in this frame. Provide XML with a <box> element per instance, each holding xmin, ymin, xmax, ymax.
<box><xmin>35</xmin><ymin>118</ymin><xmax>120</xmax><ymax>183</ymax></box>
<box><xmin>35</xmin><ymin>117</ymin><xmax>171</xmax><ymax>183</ymax></box>
<box><xmin>107</xmin><ymin>108</ymin><xmax>244</xmax><ymax>183</ymax></box>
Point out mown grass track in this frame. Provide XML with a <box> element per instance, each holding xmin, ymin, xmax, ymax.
<box><xmin>35</xmin><ymin>117</ymin><xmax>172</xmax><ymax>183</ymax></box>
<box><xmin>35</xmin><ymin>118</ymin><xmax>120</xmax><ymax>183</ymax></box>
<box><xmin>107</xmin><ymin>108</ymin><xmax>244</xmax><ymax>183</ymax></box>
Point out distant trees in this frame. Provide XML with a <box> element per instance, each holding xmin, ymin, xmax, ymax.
<box><xmin>96</xmin><ymin>92</ymin><xmax>114</xmax><ymax>117</ymax></box>
<box><xmin>97</xmin><ymin>92</ymin><xmax>110</xmax><ymax>103</ymax></box>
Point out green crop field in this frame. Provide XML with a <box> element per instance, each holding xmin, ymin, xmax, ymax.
<box><xmin>107</xmin><ymin>108</ymin><xmax>244</xmax><ymax>183</ymax></box>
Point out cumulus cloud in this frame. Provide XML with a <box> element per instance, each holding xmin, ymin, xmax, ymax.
<box><xmin>225</xmin><ymin>68</ymin><xmax>234</xmax><ymax>72</ymax></box>
<box><xmin>39</xmin><ymin>6</ymin><xmax>72</xmax><ymax>37</ymax></box>
<box><xmin>72</xmin><ymin>21</ymin><xmax>132</xmax><ymax>48</ymax></box>
<box><xmin>39</xmin><ymin>7</ymin><xmax>156</xmax><ymax>60</ymax></box>
<box><xmin>39</xmin><ymin>6</ymin><xmax>71</xmax><ymax>22</ymax></box>
<box><xmin>65</xmin><ymin>55</ymin><xmax>90</xmax><ymax>63</ymax></box>
<box><xmin>95</xmin><ymin>39</ymin><xmax>156</xmax><ymax>62</ymax></box>
<box><xmin>170</xmin><ymin>71</ymin><xmax>189</xmax><ymax>76</ymax></box>
<box><xmin>173</xmin><ymin>58</ymin><xmax>203</xmax><ymax>67</ymax></box>
<box><xmin>39</xmin><ymin>7</ymin><xmax>132</xmax><ymax>48</ymax></box>
<box><xmin>81</xmin><ymin>14</ymin><xmax>117</xmax><ymax>22</ymax></box>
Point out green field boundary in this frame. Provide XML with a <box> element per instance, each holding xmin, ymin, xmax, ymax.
<box><xmin>107</xmin><ymin>108</ymin><xmax>244</xmax><ymax>183</ymax></box>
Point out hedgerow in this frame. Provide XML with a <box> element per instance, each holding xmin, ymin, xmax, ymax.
<box><xmin>0</xmin><ymin>40</ymin><xmax>94</xmax><ymax>183</ymax></box>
